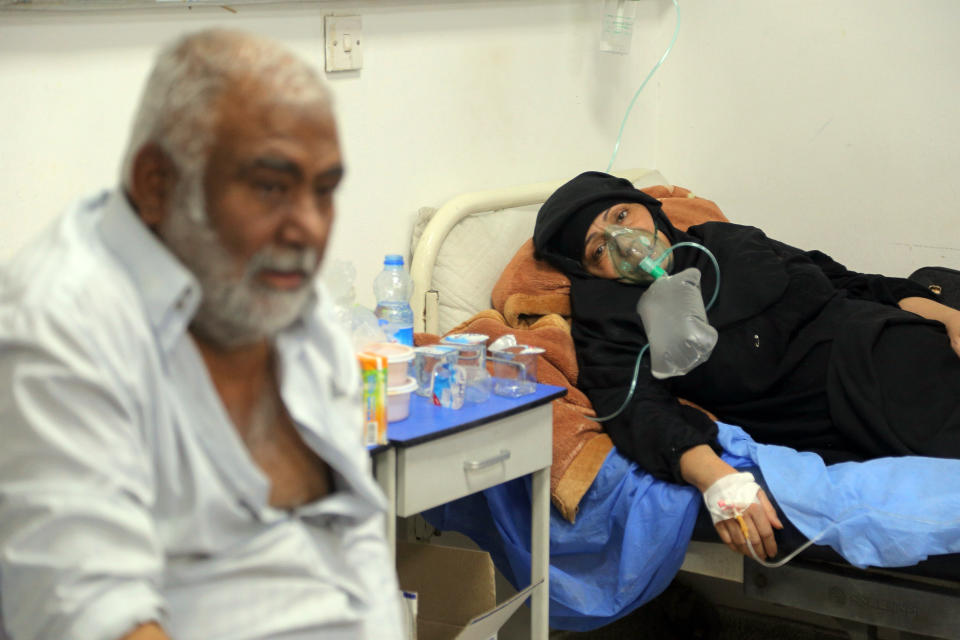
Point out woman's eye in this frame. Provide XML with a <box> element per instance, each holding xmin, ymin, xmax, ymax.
<box><xmin>592</xmin><ymin>244</ymin><xmax>605</xmax><ymax>261</ymax></box>
<box><xmin>616</xmin><ymin>209</ymin><xmax>628</xmax><ymax>223</ymax></box>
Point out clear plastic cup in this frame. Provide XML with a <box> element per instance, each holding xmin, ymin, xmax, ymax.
<box><xmin>411</xmin><ymin>345</ymin><xmax>459</xmax><ymax>397</ymax></box>
<box><xmin>490</xmin><ymin>345</ymin><xmax>544</xmax><ymax>398</ymax></box>
<box><xmin>440</xmin><ymin>333</ymin><xmax>489</xmax><ymax>369</ymax></box>
<box><xmin>431</xmin><ymin>362</ymin><xmax>466</xmax><ymax>410</ymax></box>
<box><xmin>463</xmin><ymin>366</ymin><xmax>492</xmax><ymax>404</ymax></box>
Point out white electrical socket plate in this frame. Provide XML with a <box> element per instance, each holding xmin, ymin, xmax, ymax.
<box><xmin>325</xmin><ymin>15</ymin><xmax>363</xmax><ymax>72</ymax></box>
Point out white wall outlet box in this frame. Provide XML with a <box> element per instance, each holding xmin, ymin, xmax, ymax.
<box><xmin>325</xmin><ymin>15</ymin><xmax>363</xmax><ymax>72</ymax></box>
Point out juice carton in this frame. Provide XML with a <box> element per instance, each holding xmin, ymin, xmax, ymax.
<box><xmin>357</xmin><ymin>351</ymin><xmax>388</xmax><ymax>446</ymax></box>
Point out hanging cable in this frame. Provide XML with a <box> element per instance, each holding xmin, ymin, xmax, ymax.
<box><xmin>606</xmin><ymin>0</ymin><xmax>681</xmax><ymax>173</ymax></box>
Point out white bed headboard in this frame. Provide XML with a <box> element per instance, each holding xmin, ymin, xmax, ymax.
<box><xmin>409</xmin><ymin>169</ymin><xmax>668</xmax><ymax>334</ymax></box>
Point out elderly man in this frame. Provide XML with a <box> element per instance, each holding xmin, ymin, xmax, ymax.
<box><xmin>0</xmin><ymin>30</ymin><xmax>402</xmax><ymax>640</ymax></box>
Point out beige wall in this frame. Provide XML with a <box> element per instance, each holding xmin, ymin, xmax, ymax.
<box><xmin>0</xmin><ymin>1</ymin><xmax>662</xmax><ymax>305</ymax></box>
<box><xmin>2</xmin><ymin>1</ymin><xmax>957</xmax><ymax>305</ymax></box>
<box><xmin>655</xmin><ymin>0</ymin><xmax>960</xmax><ymax>277</ymax></box>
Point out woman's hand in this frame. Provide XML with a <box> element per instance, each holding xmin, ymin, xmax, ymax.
<box><xmin>899</xmin><ymin>297</ymin><xmax>960</xmax><ymax>358</ymax></box>
<box><xmin>679</xmin><ymin>445</ymin><xmax>784</xmax><ymax>560</ymax></box>
<box><xmin>713</xmin><ymin>489</ymin><xmax>783</xmax><ymax>560</ymax></box>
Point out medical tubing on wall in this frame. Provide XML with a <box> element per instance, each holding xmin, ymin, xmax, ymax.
<box><xmin>606</xmin><ymin>0</ymin><xmax>681</xmax><ymax>173</ymax></box>
<box><xmin>591</xmin><ymin>241</ymin><xmax>719</xmax><ymax>423</ymax></box>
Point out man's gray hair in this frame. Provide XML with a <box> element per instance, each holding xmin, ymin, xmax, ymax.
<box><xmin>120</xmin><ymin>29</ymin><xmax>333</xmax><ymax>193</ymax></box>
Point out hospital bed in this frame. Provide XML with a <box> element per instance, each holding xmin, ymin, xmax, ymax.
<box><xmin>407</xmin><ymin>169</ymin><xmax>960</xmax><ymax>640</ymax></box>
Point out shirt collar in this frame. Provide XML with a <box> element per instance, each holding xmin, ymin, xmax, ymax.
<box><xmin>97</xmin><ymin>190</ymin><xmax>201</xmax><ymax>352</ymax></box>
<box><xmin>276</xmin><ymin>281</ymin><xmax>351</xmax><ymax>397</ymax></box>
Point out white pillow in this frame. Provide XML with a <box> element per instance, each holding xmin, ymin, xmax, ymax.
<box><xmin>411</xmin><ymin>204</ymin><xmax>539</xmax><ymax>333</ymax></box>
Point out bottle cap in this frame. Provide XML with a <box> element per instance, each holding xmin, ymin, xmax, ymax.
<box><xmin>384</xmin><ymin>254</ymin><xmax>404</xmax><ymax>266</ymax></box>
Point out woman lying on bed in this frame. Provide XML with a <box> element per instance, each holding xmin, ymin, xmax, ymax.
<box><xmin>532</xmin><ymin>170</ymin><xmax>960</xmax><ymax>563</ymax></box>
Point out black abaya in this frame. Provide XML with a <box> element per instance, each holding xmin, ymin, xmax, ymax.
<box><xmin>533</xmin><ymin>172</ymin><xmax>957</xmax><ymax>483</ymax></box>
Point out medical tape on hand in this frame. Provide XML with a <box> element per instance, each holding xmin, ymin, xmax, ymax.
<box><xmin>702</xmin><ymin>471</ymin><xmax>761</xmax><ymax>526</ymax></box>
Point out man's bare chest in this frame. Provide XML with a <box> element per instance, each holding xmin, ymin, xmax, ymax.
<box><xmin>245</xmin><ymin>410</ymin><xmax>335</xmax><ymax>510</ymax></box>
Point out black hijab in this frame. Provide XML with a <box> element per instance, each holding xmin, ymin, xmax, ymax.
<box><xmin>533</xmin><ymin>172</ymin><xmax>677</xmax><ymax>277</ymax></box>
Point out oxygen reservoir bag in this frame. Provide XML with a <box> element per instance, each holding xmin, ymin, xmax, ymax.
<box><xmin>636</xmin><ymin>267</ymin><xmax>718</xmax><ymax>379</ymax></box>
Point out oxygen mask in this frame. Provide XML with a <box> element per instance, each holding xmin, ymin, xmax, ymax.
<box><xmin>603</xmin><ymin>225</ymin><xmax>674</xmax><ymax>283</ymax></box>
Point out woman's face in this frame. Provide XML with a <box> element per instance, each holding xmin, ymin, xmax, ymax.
<box><xmin>582</xmin><ymin>202</ymin><xmax>666</xmax><ymax>278</ymax></box>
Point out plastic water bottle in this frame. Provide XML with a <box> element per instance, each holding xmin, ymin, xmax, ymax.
<box><xmin>373</xmin><ymin>254</ymin><xmax>414</xmax><ymax>346</ymax></box>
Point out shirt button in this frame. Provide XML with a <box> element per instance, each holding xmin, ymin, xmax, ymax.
<box><xmin>753</xmin><ymin>334</ymin><xmax>760</xmax><ymax>348</ymax></box>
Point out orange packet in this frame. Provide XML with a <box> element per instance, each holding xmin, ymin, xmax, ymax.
<box><xmin>357</xmin><ymin>351</ymin><xmax>388</xmax><ymax>446</ymax></box>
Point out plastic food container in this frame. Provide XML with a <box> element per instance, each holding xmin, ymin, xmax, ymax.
<box><xmin>363</xmin><ymin>342</ymin><xmax>415</xmax><ymax>387</ymax></box>
<box><xmin>490</xmin><ymin>345</ymin><xmax>545</xmax><ymax>398</ymax></box>
<box><xmin>387</xmin><ymin>376</ymin><xmax>418</xmax><ymax>422</ymax></box>
<box><xmin>440</xmin><ymin>333</ymin><xmax>490</xmax><ymax>369</ymax></box>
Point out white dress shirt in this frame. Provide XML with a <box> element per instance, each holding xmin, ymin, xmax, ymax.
<box><xmin>0</xmin><ymin>191</ymin><xmax>403</xmax><ymax>640</ymax></box>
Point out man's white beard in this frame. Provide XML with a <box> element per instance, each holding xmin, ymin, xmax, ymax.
<box><xmin>159</xmin><ymin>179</ymin><xmax>318</xmax><ymax>349</ymax></box>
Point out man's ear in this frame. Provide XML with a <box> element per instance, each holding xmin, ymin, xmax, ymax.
<box><xmin>128</xmin><ymin>144</ymin><xmax>176</xmax><ymax>229</ymax></box>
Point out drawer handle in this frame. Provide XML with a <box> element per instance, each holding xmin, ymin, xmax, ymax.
<box><xmin>463</xmin><ymin>449</ymin><xmax>511</xmax><ymax>471</ymax></box>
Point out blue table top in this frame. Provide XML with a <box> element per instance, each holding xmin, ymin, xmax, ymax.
<box><xmin>384</xmin><ymin>383</ymin><xmax>566</xmax><ymax>447</ymax></box>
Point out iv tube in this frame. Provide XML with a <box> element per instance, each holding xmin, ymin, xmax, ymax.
<box><xmin>735</xmin><ymin>514</ymin><xmax>835</xmax><ymax>569</ymax></box>
<box><xmin>733</xmin><ymin>499</ymin><xmax>897</xmax><ymax>569</ymax></box>
<box><xmin>591</xmin><ymin>241</ymin><xmax>719</xmax><ymax>423</ymax></box>
<box><xmin>606</xmin><ymin>0</ymin><xmax>681</xmax><ymax>173</ymax></box>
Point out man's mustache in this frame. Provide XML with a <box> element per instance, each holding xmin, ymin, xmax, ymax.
<box><xmin>248</xmin><ymin>247</ymin><xmax>319</xmax><ymax>275</ymax></box>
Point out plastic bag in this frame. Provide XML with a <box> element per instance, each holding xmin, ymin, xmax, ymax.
<box><xmin>350</xmin><ymin>306</ymin><xmax>387</xmax><ymax>352</ymax></box>
<box><xmin>325</xmin><ymin>259</ymin><xmax>357</xmax><ymax>330</ymax></box>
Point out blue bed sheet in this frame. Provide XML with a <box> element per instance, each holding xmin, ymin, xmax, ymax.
<box><xmin>422</xmin><ymin>422</ymin><xmax>960</xmax><ymax>631</ymax></box>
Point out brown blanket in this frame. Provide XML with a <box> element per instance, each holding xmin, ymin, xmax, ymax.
<box><xmin>418</xmin><ymin>185</ymin><xmax>728</xmax><ymax>522</ymax></box>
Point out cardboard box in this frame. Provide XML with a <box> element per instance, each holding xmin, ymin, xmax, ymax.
<box><xmin>396</xmin><ymin>541</ymin><xmax>538</xmax><ymax>640</ymax></box>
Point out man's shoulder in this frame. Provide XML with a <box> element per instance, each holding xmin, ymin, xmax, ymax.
<box><xmin>0</xmin><ymin>193</ymin><xmax>145</xmax><ymax>345</ymax></box>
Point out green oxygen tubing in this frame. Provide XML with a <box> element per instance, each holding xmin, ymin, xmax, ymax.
<box><xmin>593</xmin><ymin>0</ymin><xmax>687</xmax><ymax>417</ymax></box>
<box><xmin>607</xmin><ymin>0</ymin><xmax>681</xmax><ymax>173</ymax></box>
<box><xmin>596</xmin><ymin>0</ymin><xmax>842</xmax><ymax>570</ymax></box>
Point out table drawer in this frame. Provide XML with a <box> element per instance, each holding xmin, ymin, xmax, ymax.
<box><xmin>395</xmin><ymin>403</ymin><xmax>553</xmax><ymax>516</ymax></box>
